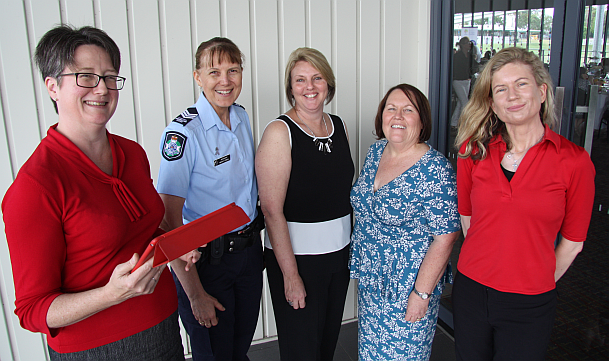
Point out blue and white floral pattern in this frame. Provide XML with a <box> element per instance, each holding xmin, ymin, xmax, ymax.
<box><xmin>350</xmin><ymin>140</ymin><xmax>460</xmax><ymax>361</ymax></box>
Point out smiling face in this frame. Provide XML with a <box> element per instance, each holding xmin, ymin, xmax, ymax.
<box><xmin>45</xmin><ymin>44</ymin><xmax>119</xmax><ymax>128</ymax></box>
<box><xmin>490</xmin><ymin>62</ymin><xmax>547</xmax><ymax>128</ymax></box>
<box><xmin>290</xmin><ymin>60</ymin><xmax>328</xmax><ymax>114</ymax></box>
<box><xmin>381</xmin><ymin>89</ymin><xmax>422</xmax><ymax>146</ymax></box>
<box><xmin>194</xmin><ymin>54</ymin><xmax>243</xmax><ymax>115</ymax></box>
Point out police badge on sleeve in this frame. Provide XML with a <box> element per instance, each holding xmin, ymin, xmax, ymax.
<box><xmin>162</xmin><ymin>131</ymin><xmax>187</xmax><ymax>161</ymax></box>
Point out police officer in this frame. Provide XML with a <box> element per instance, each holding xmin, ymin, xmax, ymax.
<box><xmin>157</xmin><ymin>37</ymin><xmax>263</xmax><ymax>361</ymax></box>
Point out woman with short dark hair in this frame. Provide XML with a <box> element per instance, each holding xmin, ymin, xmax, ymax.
<box><xmin>2</xmin><ymin>25</ymin><xmax>184</xmax><ymax>360</ymax></box>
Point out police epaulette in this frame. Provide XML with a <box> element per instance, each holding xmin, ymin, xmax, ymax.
<box><xmin>172</xmin><ymin>107</ymin><xmax>198</xmax><ymax>125</ymax></box>
<box><xmin>233</xmin><ymin>102</ymin><xmax>245</xmax><ymax>110</ymax></box>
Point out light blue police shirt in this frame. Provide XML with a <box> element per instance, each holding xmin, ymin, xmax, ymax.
<box><xmin>157</xmin><ymin>93</ymin><xmax>258</xmax><ymax>231</ymax></box>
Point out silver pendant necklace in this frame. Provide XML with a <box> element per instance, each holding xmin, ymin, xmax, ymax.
<box><xmin>295</xmin><ymin>111</ymin><xmax>333</xmax><ymax>154</ymax></box>
<box><xmin>505</xmin><ymin>131</ymin><xmax>545</xmax><ymax>171</ymax></box>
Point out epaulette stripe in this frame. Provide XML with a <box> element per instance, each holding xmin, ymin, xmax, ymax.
<box><xmin>180</xmin><ymin>107</ymin><xmax>198</xmax><ymax>119</ymax></box>
<box><xmin>172</xmin><ymin>107</ymin><xmax>198</xmax><ymax>126</ymax></box>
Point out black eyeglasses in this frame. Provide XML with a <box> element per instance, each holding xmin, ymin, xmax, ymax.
<box><xmin>57</xmin><ymin>73</ymin><xmax>126</xmax><ymax>90</ymax></box>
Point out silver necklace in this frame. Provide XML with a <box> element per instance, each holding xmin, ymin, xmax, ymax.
<box><xmin>295</xmin><ymin>111</ymin><xmax>332</xmax><ymax>154</ymax></box>
<box><xmin>505</xmin><ymin>132</ymin><xmax>545</xmax><ymax>171</ymax></box>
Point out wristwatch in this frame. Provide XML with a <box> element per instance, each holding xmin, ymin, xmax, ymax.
<box><xmin>413</xmin><ymin>287</ymin><xmax>430</xmax><ymax>300</ymax></box>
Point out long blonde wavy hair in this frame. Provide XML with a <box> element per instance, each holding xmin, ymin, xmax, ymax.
<box><xmin>455</xmin><ymin>47</ymin><xmax>555</xmax><ymax>160</ymax></box>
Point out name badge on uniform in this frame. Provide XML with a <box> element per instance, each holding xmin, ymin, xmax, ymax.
<box><xmin>214</xmin><ymin>154</ymin><xmax>230</xmax><ymax>166</ymax></box>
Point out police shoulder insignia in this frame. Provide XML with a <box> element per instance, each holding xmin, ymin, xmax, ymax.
<box><xmin>233</xmin><ymin>102</ymin><xmax>245</xmax><ymax>110</ymax></box>
<box><xmin>162</xmin><ymin>131</ymin><xmax>187</xmax><ymax>161</ymax></box>
<box><xmin>172</xmin><ymin>107</ymin><xmax>198</xmax><ymax>125</ymax></box>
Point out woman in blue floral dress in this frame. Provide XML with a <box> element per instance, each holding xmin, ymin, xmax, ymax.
<box><xmin>350</xmin><ymin>84</ymin><xmax>461</xmax><ymax>360</ymax></box>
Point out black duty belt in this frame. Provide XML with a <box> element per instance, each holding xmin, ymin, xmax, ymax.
<box><xmin>198</xmin><ymin>209</ymin><xmax>264</xmax><ymax>265</ymax></box>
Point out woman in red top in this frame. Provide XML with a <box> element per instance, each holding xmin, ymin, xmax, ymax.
<box><xmin>2</xmin><ymin>25</ymin><xmax>183</xmax><ymax>360</ymax></box>
<box><xmin>453</xmin><ymin>47</ymin><xmax>595</xmax><ymax>360</ymax></box>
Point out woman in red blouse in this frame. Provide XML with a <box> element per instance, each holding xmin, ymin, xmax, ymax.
<box><xmin>2</xmin><ymin>25</ymin><xmax>183</xmax><ymax>360</ymax></box>
<box><xmin>453</xmin><ymin>47</ymin><xmax>595</xmax><ymax>361</ymax></box>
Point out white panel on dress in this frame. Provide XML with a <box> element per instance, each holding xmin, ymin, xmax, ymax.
<box><xmin>128</xmin><ymin>0</ymin><xmax>168</xmax><ymax>184</ymax></box>
<box><xmin>98</xmin><ymin>0</ymin><xmax>138</xmax><ymax>142</ymax></box>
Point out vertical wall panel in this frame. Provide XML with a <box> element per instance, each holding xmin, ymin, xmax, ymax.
<box><xmin>0</xmin><ymin>1</ymin><xmax>432</xmax><ymax>359</ymax></box>
<box><xmin>160</xmin><ymin>0</ymin><xmax>196</xmax><ymax>122</ymax></box>
<box><xmin>357</xmin><ymin>0</ymin><xmax>382</xmax><ymax>168</ymax></box>
<box><xmin>308</xmin><ymin>0</ymin><xmax>333</xmax><ymax>62</ymax></box>
<box><xmin>128</xmin><ymin>0</ymin><xmax>168</xmax><ymax>183</ymax></box>
<box><xmin>224</xmin><ymin>0</ymin><xmax>254</xmax><ymax>130</ymax></box>
<box><xmin>249</xmin><ymin>0</ymin><xmax>280</xmax><ymax>144</ymax></box>
<box><xmin>333</xmin><ymin>0</ymin><xmax>359</xmax><ymax>320</ymax></box>
<box><xmin>249</xmin><ymin>0</ymin><xmax>281</xmax><ymax>339</ymax></box>
<box><xmin>62</xmin><ymin>0</ymin><xmax>95</xmax><ymax>28</ymax></box>
<box><xmin>279</xmin><ymin>1</ymin><xmax>306</xmax><ymax>113</ymax></box>
<box><xmin>97</xmin><ymin>0</ymin><xmax>138</xmax><ymax>141</ymax></box>
<box><xmin>191</xmin><ymin>0</ymin><xmax>222</xmax><ymax>99</ymax></box>
<box><xmin>0</xmin><ymin>1</ymin><xmax>53</xmax><ymax>359</ymax></box>
<box><xmin>0</xmin><ymin>2</ymin><xmax>43</xmax><ymax>171</ymax></box>
<box><xmin>334</xmin><ymin>0</ymin><xmax>358</xmax><ymax>163</ymax></box>
<box><xmin>25</xmin><ymin>0</ymin><xmax>62</xmax><ymax>133</ymax></box>
<box><xmin>383</xmin><ymin>0</ymin><xmax>403</xmax><ymax>94</ymax></box>
<box><xmin>401</xmin><ymin>0</ymin><xmax>431</xmax><ymax>95</ymax></box>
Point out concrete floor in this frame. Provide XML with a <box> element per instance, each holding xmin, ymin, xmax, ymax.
<box><xmin>246</xmin><ymin>320</ymin><xmax>456</xmax><ymax>361</ymax></box>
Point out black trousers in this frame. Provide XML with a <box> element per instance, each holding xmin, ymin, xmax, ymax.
<box><xmin>174</xmin><ymin>235</ymin><xmax>263</xmax><ymax>361</ymax></box>
<box><xmin>452</xmin><ymin>272</ymin><xmax>557</xmax><ymax>361</ymax></box>
<box><xmin>265</xmin><ymin>245</ymin><xmax>350</xmax><ymax>361</ymax></box>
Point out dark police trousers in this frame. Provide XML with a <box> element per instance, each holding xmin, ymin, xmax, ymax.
<box><xmin>172</xmin><ymin>233</ymin><xmax>263</xmax><ymax>361</ymax></box>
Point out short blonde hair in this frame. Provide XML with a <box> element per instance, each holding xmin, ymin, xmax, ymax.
<box><xmin>455</xmin><ymin>47</ymin><xmax>555</xmax><ymax>160</ymax></box>
<box><xmin>284</xmin><ymin>47</ymin><xmax>335</xmax><ymax>107</ymax></box>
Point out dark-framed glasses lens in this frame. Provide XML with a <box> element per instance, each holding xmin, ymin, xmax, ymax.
<box><xmin>104</xmin><ymin>76</ymin><xmax>124</xmax><ymax>90</ymax></box>
<box><xmin>76</xmin><ymin>73</ymin><xmax>100</xmax><ymax>88</ymax></box>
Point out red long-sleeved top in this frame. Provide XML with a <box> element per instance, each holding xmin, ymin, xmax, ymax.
<box><xmin>457</xmin><ymin>125</ymin><xmax>595</xmax><ymax>294</ymax></box>
<box><xmin>2</xmin><ymin>125</ymin><xmax>177</xmax><ymax>353</ymax></box>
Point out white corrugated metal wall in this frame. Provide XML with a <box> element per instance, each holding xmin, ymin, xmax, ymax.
<box><xmin>0</xmin><ymin>0</ymin><xmax>430</xmax><ymax>359</ymax></box>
